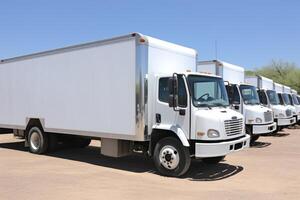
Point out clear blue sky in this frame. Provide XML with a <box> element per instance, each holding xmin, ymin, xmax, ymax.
<box><xmin>1</xmin><ymin>0</ymin><xmax>299</xmax><ymax>69</ymax></box>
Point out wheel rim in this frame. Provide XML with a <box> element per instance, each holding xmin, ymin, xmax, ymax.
<box><xmin>30</xmin><ymin>131</ymin><xmax>41</xmax><ymax>151</ymax></box>
<box><xmin>159</xmin><ymin>145</ymin><xmax>180</xmax><ymax>170</ymax></box>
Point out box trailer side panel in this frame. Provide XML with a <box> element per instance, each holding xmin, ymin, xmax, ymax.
<box><xmin>274</xmin><ymin>83</ymin><xmax>283</xmax><ymax>93</ymax></box>
<box><xmin>283</xmin><ymin>86</ymin><xmax>291</xmax><ymax>94</ymax></box>
<box><xmin>245</xmin><ymin>76</ymin><xmax>259</xmax><ymax>88</ymax></box>
<box><xmin>196</xmin><ymin>63</ymin><xmax>217</xmax><ymax>75</ymax></box>
<box><xmin>221</xmin><ymin>61</ymin><xmax>244</xmax><ymax>84</ymax></box>
<box><xmin>260</xmin><ymin>76</ymin><xmax>273</xmax><ymax>90</ymax></box>
<box><xmin>0</xmin><ymin>37</ymin><xmax>139</xmax><ymax>139</ymax></box>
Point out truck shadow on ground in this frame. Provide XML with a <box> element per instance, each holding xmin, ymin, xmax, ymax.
<box><xmin>250</xmin><ymin>141</ymin><xmax>271</xmax><ymax>148</ymax></box>
<box><xmin>267</xmin><ymin>133</ymin><xmax>290</xmax><ymax>137</ymax></box>
<box><xmin>0</xmin><ymin>140</ymin><xmax>243</xmax><ymax>181</ymax></box>
<box><xmin>182</xmin><ymin>160</ymin><xmax>243</xmax><ymax>181</ymax></box>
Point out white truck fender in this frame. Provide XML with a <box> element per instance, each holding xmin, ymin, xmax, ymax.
<box><xmin>152</xmin><ymin>124</ymin><xmax>190</xmax><ymax>147</ymax></box>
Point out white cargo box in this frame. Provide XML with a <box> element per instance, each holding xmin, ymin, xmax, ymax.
<box><xmin>0</xmin><ymin>33</ymin><xmax>197</xmax><ymax>141</ymax></box>
<box><xmin>245</xmin><ymin>75</ymin><xmax>274</xmax><ymax>90</ymax></box>
<box><xmin>274</xmin><ymin>82</ymin><xmax>283</xmax><ymax>93</ymax></box>
<box><xmin>283</xmin><ymin>86</ymin><xmax>291</xmax><ymax>94</ymax></box>
<box><xmin>197</xmin><ymin>60</ymin><xmax>245</xmax><ymax>84</ymax></box>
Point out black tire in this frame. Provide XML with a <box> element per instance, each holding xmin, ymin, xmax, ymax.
<box><xmin>273</xmin><ymin>125</ymin><xmax>283</xmax><ymax>134</ymax></box>
<box><xmin>28</xmin><ymin>126</ymin><xmax>49</xmax><ymax>154</ymax></box>
<box><xmin>153</xmin><ymin>137</ymin><xmax>191</xmax><ymax>177</ymax></box>
<box><xmin>250</xmin><ymin>135</ymin><xmax>259</xmax><ymax>145</ymax></box>
<box><xmin>246</xmin><ymin>126</ymin><xmax>259</xmax><ymax>145</ymax></box>
<box><xmin>202</xmin><ymin>156</ymin><xmax>225</xmax><ymax>165</ymax></box>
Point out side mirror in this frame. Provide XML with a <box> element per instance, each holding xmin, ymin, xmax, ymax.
<box><xmin>168</xmin><ymin>76</ymin><xmax>178</xmax><ymax>108</ymax></box>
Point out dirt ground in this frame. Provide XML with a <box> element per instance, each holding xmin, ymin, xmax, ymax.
<box><xmin>0</xmin><ymin>128</ymin><xmax>300</xmax><ymax>200</ymax></box>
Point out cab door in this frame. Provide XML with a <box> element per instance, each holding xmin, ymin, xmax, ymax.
<box><xmin>226</xmin><ymin>84</ymin><xmax>242</xmax><ymax>113</ymax></box>
<box><xmin>153</xmin><ymin>75</ymin><xmax>190</xmax><ymax>139</ymax></box>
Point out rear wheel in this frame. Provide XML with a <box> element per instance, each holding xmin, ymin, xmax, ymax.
<box><xmin>153</xmin><ymin>137</ymin><xmax>191</xmax><ymax>177</ymax></box>
<box><xmin>202</xmin><ymin>156</ymin><xmax>225</xmax><ymax>164</ymax></box>
<box><xmin>28</xmin><ymin>126</ymin><xmax>49</xmax><ymax>154</ymax></box>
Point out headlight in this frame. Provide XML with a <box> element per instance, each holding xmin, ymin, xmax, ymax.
<box><xmin>255</xmin><ymin>118</ymin><xmax>262</xmax><ymax>123</ymax></box>
<box><xmin>278</xmin><ymin>113</ymin><xmax>285</xmax><ymax>118</ymax></box>
<box><xmin>207</xmin><ymin>129</ymin><xmax>220</xmax><ymax>138</ymax></box>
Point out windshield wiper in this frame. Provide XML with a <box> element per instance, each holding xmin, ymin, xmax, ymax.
<box><xmin>197</xmin><ymin>103</ymin><xmax>212</xmax><ymax>109</ymax></box>
<box><xmin>212</xmin><ymin>103</ymin><xmax>227</xmax><ymax>108</ymax></box>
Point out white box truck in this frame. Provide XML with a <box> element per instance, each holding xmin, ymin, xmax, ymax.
<box><xmin>292</xmin><ymin>89</ymin><xmax>300</xmax><ymax>120</ymax></box>
<box><xmin>245</xmin><ymin>76</ymin><xmax>296</xmax><ymax>132</ymax></box>
<box><xmin>275</xmin><ymin>83</ymin><xmax>298</xmax><ymax>125</ymax></box>
<box><xmin>283</xmin><ymin>86</ymin><xmax>300</xmax><ymax>123</ymax></box>
<box><xmin>291</xmin><ymin>89</ymin><xmax>300</xmax><ymax>124</ymax></box>
<box><xmin>0</xmin><ymin>33</ymin><xmax>249</xmax><ymax>177</ymax></box>
<box><xmin>197</xmin><ymin>60</ymin><xmax>276</xmax><ymax>144</ymax></box>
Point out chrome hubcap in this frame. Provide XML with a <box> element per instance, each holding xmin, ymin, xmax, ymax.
<box><xmin>159</xmin><ymin>145</ymin><xmax>180</xmax><ymax>170</ymax></box>
<box><xmin>30</xmin><ymin>131</ymin><xmax>41</xmax><ymax>150</ymax></box>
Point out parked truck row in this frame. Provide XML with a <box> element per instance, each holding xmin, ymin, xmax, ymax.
<box><xmin>0</xmin><ymin>33</ymin><xmax>298</xmax><ymax>177</ymax></box>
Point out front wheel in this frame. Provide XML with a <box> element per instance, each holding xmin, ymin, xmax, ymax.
<box><xmin>246</xmin><ymin>126</ymin><xmax>259</xmax><ymax>145</ymax></box>
<box><xmin>250</xmin><ymin>135</ymin><xmax>259</xmax><ymax>145</ymax></box>
<box><xmin>202</xmin><ymin>156</ymin><xmax>225</xmax><ymax>165</ymax></box>
<box><xmin>153</xmin><ymin>137</ymin><xmax>191</xmax><ymax>177</ymax></box>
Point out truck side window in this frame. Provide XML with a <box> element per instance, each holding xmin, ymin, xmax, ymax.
<box><xmin>226</xmin><ymin>85</ymin><xmax>240</xmax><ymax>104</ymax></box>
<box><xmin>258</xmin><ymin>90</ymin><xmax>268</xmax><ymax>105</ymax></box>
<box><xmin>158</xmin><ymin>76</ymin><xmax>187</xmax><ymax>107</ymax></box>
<box><xmin>159</xmin><ymin>78</ymin><xmax>169</xmax><ymax>103</ymax></box>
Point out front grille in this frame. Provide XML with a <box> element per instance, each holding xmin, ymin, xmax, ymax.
<box><xmin>286</xmin><ymin>109</ymin><xmax>292</xmax><ymax>117</ymax></box>
<box><xmin>224</xmin><ymin>118</ymin><xmax>243</xmax><ymax>136</ymax></box>
<box><xmin>264</xmin><ymin>111</ymin><xmax>273</xmax><ymax>122</ymax></box>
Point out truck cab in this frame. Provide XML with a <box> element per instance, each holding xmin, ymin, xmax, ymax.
<box><xmin>226</xmin><ymin>83</ymin><xmax>276</xmax><ymax>143</ymax></box>
<box><xmin>291</xmin><ymin>89</ymin><xmax>300</xmax><ymax>124</ymax></box>
<box><xmin>155</xmin><ymin>73</ymin><xmax>249</xmax><ymax>151</ymax></box>
<box><xmin>197</xmin><ymin>60</ymin><xmax>276</xmax><ymax>144</ymax></box>
<box><xmin>281</xmin><ymin>86</ymin><xmax>299</xmax><ymax>124</ymax></box>
<box><xmin>245</xmin><ymin>76</ymin><xmax>295</xmax><ymax>132</ymax></box>
<box><xmin>151</xmin><ymin>71</ymin><xmax>249</xmax><ymax>176</ymax></box>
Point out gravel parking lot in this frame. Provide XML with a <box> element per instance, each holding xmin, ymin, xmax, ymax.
<box><xmin>0</xmin><ymin>128</ymin><xmax>300</xmax><ymax>200</ymax></box>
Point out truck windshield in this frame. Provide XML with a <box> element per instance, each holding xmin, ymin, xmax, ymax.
<box><xmin>282</xmin><ymin>93</ymin><xmax>292</xmax><ymax>105</ymax></box>
<box><xmin>292</xmin><ymin>94</ymin><xmax>300</xmax><ymax>105</ymax></box>
<box><xmin>188</xmin><ymin>75</ymin><xmax>229</xmax><ymax>107</ymax></box>
<box><xmin>239</xmin><ymin>85</ymin><xmax>260</xmax><ymax>105</ymax></box>
<box><xmin>266</xmin><ymin>90</ymin><xmax>280</xmax><ymax>105</ymax></box>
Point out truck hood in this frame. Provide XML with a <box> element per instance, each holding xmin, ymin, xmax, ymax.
<box><xmin>194</xmin><ymin>107</ymin><xmax>245</xmax><ymax>141</ymax></box>
<box><xmin>294</xmin><ymin>105</ymin><xmax>300</xmax><ymax>115</ymax></box>
<box><xmin>286</xmin><ymin>105</ymin><xmax>297</xmax><ymax>115</ymax></box>
<box><xmin>244</xmin><ymin>104</ymin><xmax>273</xmax><ymax>124</ymax></box>
<box><xmin>270</xmin><ymin>105</ymin><xmax>287</xmax><ymax>118</ymax></box>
